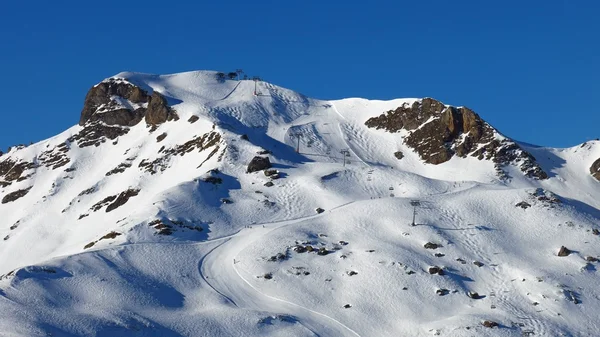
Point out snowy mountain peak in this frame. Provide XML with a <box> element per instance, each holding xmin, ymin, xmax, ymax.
<box><xmin>0</xmin><ymin>70</ymin><xmax>599</xmax><ymax>336</ymax></box>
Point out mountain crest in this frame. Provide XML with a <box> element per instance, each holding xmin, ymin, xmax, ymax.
<box><xmin>365</xmin><ymin>97</ymin><xmax>548</xmax><ymax>179</ymax></box>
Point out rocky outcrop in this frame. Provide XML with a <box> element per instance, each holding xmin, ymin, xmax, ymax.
<box><xmin>2</xmin><ymin>187</ymin><xmax>32</xmax><ymax>204</ymax></box>
<box><xmin>76</xmin><ymin>78</ymin><xmax>179</xmax><ymax>148</ymax></box>
<box><xmin>365</xmin><ymin>98</ymin><xmax>547</xmax><ymax>180</ymax></box>
<box><xmin>247</xmin><ymin>156</ymin><xmax>271</xmax><ymax>173</ymax></box>
<box><xmin>79</xmin><ymin>78</ymin><xmax>149</xmax><ymax>126</ymax></box>
<box><xmin>591</xmin><ymin>158</ymin><xmax>600</xmax><ymax>181</ymax></box>
<box><xmin>145</xmin><ymin>92</ymin><xmax>178</xmax><ymax>125</ymax></box>
<box><xmin>0</xmin><ymin>159</ymin><xmax>36</xmax><ymax>187</ymax></box>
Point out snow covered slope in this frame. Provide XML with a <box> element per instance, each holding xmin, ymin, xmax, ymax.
<box><xmin>0</xmin><ymin>70</ymin><xmax>598</xmax><ymax>336</ymax></box>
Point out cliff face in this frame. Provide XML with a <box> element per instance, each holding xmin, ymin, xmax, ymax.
<box><xmin>75</xmin><ymin>77</ymin><xmax>178</xmax><ymax>148</ymax></box>
<box><xmin>591</xmin><ymin>158</ymin><xmax>600</xmax><ymax>181</ymax></box>
<box><xmin>365</xmin><ymin>98</ymin><xmax>548</xmax><ymax>179</ymax></box>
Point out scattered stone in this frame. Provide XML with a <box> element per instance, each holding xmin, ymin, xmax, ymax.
<box><xmin>434</xmin><ymin>253</ymin><xmax>445</xmax><ymax>257</ymax></box>
<box><xmin>482</xmin><ymin>321</ymin><xmax>499</xmax><ymax>328</ymax></box>
<box><xmin>424</xmin><ymin>242</ymin><xmax>441</xmax><ymax>249</ymax></box>
<box><xmin>393</xmin><ymin>151</ymin><xmax>404</xmax><ymax>160</ymax></box>
<box><xmin>593</xmin><ymin>228</ymin><xmax>599</xmax><ymax>236</ymax></box>
<box><xmin>264</xmin><ymin>181</ymin><xmax>274</xmax><ymax>187</ymax></box>
<box><xmin>402</xmin><ymin>287</ymin><xmax>408</xmax><ymax>290</ymax></box>
<box><xmin>366</xmin><ymin>249</ymin><xmax>375</xmax><ymax>253</ymax></box>
<box><xmin>339</xmin><ymin>241</ymin><xmax>349</xmax><ymax>246</ymax></box>
<box><xmin>473</xmin><ymin>261</ymin><xmax>484</xmax><ymax>267</ymax></box>
<box><xmin>156</xmin><ymin>133</ymin><xmax>167</xmax><ymax>142</ymax></box>
<box><xmin>187</xmin><ymin>115</ymin><xmax>199</xmax><ymax>124</ymax></box>
<box><xmin>293</xmin><ymin>245</ymin><xmax>307</xmax><ymax>253</ymax></box>
<box><xmin>557</xmin><ymin>246</ymin><xmax>572</xmax><ymax>257</ymax></box>
<box><xmin>315</xmin><ymin>208</ymin><xmax>325</xmax><ymax>214</ymax></box>
<box><xmin>456</xmin><ymin>258</ymin><xmax>466</xmax><ymax>264</ymax></box>
<box><xmin>247</xmin><ymin>156</ymin><xmax>271</xmax><ymax>173</ymax></box>
<box><xmin>101</xmin><ymin>231</ymin><xmax>121</xmax><ymax>240</ymax></box>
<box><xmin>317</xmin><ymin>247</ymin><xmax>330</xmax><ymax>256</ymax></box>
<box><xmin>585</xmin><ymin>256</ymin><xmax>599</xmax><ymax>262</ymax></box>
<box><xmin>515</xmin><ymin>201</ymin><xmax>531</xmax><ymax>209</ymax></box>
<box><xmin>268</xmin><ymin>253</ymin><xmax>287</xmax><ymax>262</ymax></box>
<box><xmin>468</xmin><ymin>291</ymin><xmax>483</xmax><ymax>299</ymax></box>
<box><xmin>264</xmin><ymin>169</ymin><xmax>279</xmax><ymax>177</ymax></box>
<box><xmin>263</xmin><ymin>273</ymin><xmax>273</xmax><ymax>280</ymax></box>
<box><xmin>428</xmin><ymin>266</ymin><xmax>444</xmax><ymax>275</ymax></box>
<box><xmin>436</xmin><ymin>288</ymin><xmax>449</xmax><ymax>296</ymax></box>
<box><xmin>306</xmin><ymin>245</ymin><xmax>315</xmax><ymax>252</ymax></box>
<box><xmin>347</xmin><ymin>271</ymin><xmax>358</xmax><ymax>276</ymax></box>
<box><xmin>221</xmin><ymin>198</ymin><xmax>233</xmax><ymax>204</ymax></box>
<box><xmin>343</xmin><ymin>304</ymin><xmax>352</xmax><ymax>308</ymax></box>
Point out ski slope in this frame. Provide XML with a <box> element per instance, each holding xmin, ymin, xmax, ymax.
<box><xmin>0</xmin><ymin>70</ymin><xmax>598</xmax><ymax>336</ymax></box>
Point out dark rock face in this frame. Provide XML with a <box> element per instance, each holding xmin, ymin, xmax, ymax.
<box><xmin>365</xmin><ymin>98</ymin><xmax>547</xmax><ymax>180</ymax></box>
<box><xmin>145</xmin><ymin>92</ymin><xmax>178</xmax><ymax>125</ymax></box>
<box><xmin>76</xmin><ymin>78</ymin><xmax>179</xmax><ymax>148</ymax></box>
<box><xmin>558</xmin><ymin>246</ymin><xmax>572</xmax><ymax>257</ymax></box>
<box><xmin>247</xmin><ymin>156</ymin><xmax>271</xmax><ymax>173</ymax></box>
<box><xmin>106</xmin><ymin>189</ymin><xmax>140</xmax><ymax>212</ymax></box>
<box><xmin>0</xmin><ymin>159</ymin><xmax>36</xmax><ymax>187</ymax></box>
<box><xmin>79</xmin><ymin>78</ymin><xmax>149</xmax><ymax>126</ymax></box>
<box><xmin>591</xmin><ymin>158</ymin><xmax>600</xmax><ymax>181</ymax></box>
<box><xmin>2</xmin><ymin>187</ymin><xmax>32</xmax><ymax>204</ymax></box>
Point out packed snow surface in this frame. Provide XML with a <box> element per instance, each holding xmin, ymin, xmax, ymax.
<box><xmin>0</xmin><ymin>71</ymin><xmax>599</xmax><ymax>336</ymax></box>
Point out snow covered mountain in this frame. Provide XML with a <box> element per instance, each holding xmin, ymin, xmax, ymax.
<box><xmin>0</xmin><ymin>70</ymin><xmax>599</xmax><ymax>337</ymax></box>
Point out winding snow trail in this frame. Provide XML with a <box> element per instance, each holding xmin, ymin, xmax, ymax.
<box><xmin>201</xmin><ymin>203</ymin><xmax>362</xmax><ymax>337</ymax></box>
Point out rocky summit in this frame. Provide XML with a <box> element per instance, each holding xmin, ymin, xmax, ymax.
<box><xmin>365</xmin><ymin>98</ymin><xmax>548</xmax><ymax>179</ymax></box>
<box><xmin>0</xmin><ymin>70</ymin><xmax>598</xmax><ymax>337</ymax></box>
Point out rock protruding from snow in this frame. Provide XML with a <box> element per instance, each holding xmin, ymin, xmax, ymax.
<box><xmin>365</xmin><ymin>98</ymin><xmax>548</xmax><ymax>180</ymax></box>
<box><xmin>145</xmin><ymin>92</ymin><xmax>178</xmax><ymax>125</ymax></box>
<box><xmin>591</xmin><ymin>158</ymin><xmax>600</xmax><ymax>181</ymax></box>
<box><xmin>79</xmin><ymin>78</ymin><xmax>149</xmax><ymax>126</ymax></box>
<box><xmin>558</xmin><ymin>246</ymin><xmax>572</xmax><ymax>257</ymax></box>
<box><xmin>246</xmin><ymin>156</ymin><xmax>271</xmax><ymax>173</ymax></box>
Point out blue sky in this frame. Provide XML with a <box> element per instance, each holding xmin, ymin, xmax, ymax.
<box><xmin>0</xmin><ymin>1</ymin><xmax>598</xmax><ymax>150</ymax></box>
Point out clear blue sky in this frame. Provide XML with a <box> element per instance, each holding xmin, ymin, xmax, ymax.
<box><xmin>1</xmin><ymin>1</ymin><xmax>598</xmax><ymax>150</ymax></box>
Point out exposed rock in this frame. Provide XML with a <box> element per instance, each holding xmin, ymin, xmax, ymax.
<box><xmin>139</xmin><ymin>132</ymin><xmax>221</xmax><ymax>174</ymax></box>
<box><xmin>557</xmin><ymin>246</ymin><xmax>572</xmax><ymax>257</ymax></box>
<box><xmin>247</xmin><ymin>156</ymin><xmax>271</xmax><ymax>173</ymax></box>
<box><xmin>2</xmin><ymin>187</ymin><xmax>32</xmax><ymax>204</ymax></box>
<box><xmin>393</xmin><ymin>151</ymin><xmax>404</xmax><ymax>160</ymax></box>
<box><xmin>156</xmin><ymin>133</ymin><xmax>167</xmax><ymax>142</ymax></box>
<box><xmin>424</xmin><ymin>242</ymin><xmax>441</xmax><ymax>249</ymax></box>
<box><xmin>468</xmin><ymin>291</ymin><xmax>483</xmax><ymax>299</ymax></box>
<box><xmin>0</xmin><ymin>159</ymin><xmax>36</xmax><ymax>186</ymax></box>
<box><xmin>264</xmin><ymin>181</ymin><xmax>274</xmax><ymax>187</ymax></box>
<box><xmin>188</xmin><ymin>115</ymin><xmax>199</xmax><ymax>124</ymax></box>
<box><xmin>105</xmin><ymin>162</ymin><xmax>132</xmax><ymax>176</ymax></box>
<box><xmin>436</xmin><ymin>288</ymin><xmax>450</xmax><ymax>296</ymax></box>
<box><xmin>79</xmin><ymin>78</ymin><xmax>149</xmax><ymax>126</ymax></box>
<box><xmin>593</xmin><ymin>228</ymin><xmax>600</xmax><ymax>236</ymax></box>
<box><xmin>482</xmin><ymin>321</ymin><xmax>499</xmax><ymax>328</ymax></box>
<box><xmin>68</xmin><ymin>122</ymin><xmax>129</xmax><ymax>148</ymax></box>
<box><xmin>365</xmin><ymin>98</ymin><xmax>547</xmax><ymax>179</ymax></box>
<box><xmin>100</xmin><ymin>231</ymin><xmax>121</xmax><ymax>240</ymax></box>
<box><xmin>145</xmin><ymin>92</ymin><xmax>178</xmax><ymax>125</ymax></box>
<box><xmin>591</xmin><ymin>158</ymin><xmax>600</xmax><ymax>181</ymax></box>
<box><xmin>264</xmin><ymin>169</ymin><xmax>279</xmax><ymax>177</ymax></box>
<box><xmin>347</xmin><ymin>270</ymin><xmax>358</xmax><ymax>276</ymax></box>
<box><xmin>473</xmin><ymin>261</ymin><xmax>484</xmax><ymax>267</ymax></box>
<box><xmin>106</xmin><ymin>189</ymin><xmax>140</xmax><ymax>212</ymax></box>
<box><xmin>315</xmin><ymin>207</ymin><xmax>325</xmax><ymax>214</ymax></box>
<box><xmin>587</xmin><ymin>256</ymin><xmax>599</xmax><ymax>262</ymax></box>
<box><xmin>515</xmin><ymin>201</ymin><xmax>531</xmax><ymax>209</ymax></box>
<box><xmin>317</xmin><ymin>247</ymin><xmax>330</xmax><ymax>256</ymax></box>
<box><xmin>428</xmin><ymin>266</ymin><xmax>444</xmax><ymax>275</ymax></box>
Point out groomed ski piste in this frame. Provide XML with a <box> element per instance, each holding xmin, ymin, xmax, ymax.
<box><xmin>0</xmin><ymin>70</ymin><xmax>599</xmax><ymax>336</ymax></box>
